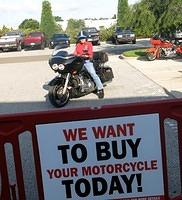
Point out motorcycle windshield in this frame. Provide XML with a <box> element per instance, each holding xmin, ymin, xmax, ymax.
<box><xmin>50</xmin><ymin>56</ymin><xmax>76</xmax><ymax>65</ymax></box>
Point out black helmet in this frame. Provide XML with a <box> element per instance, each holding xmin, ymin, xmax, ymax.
<box><xmin>78</xmin><ymin>30</ymin><xmax>87</xmax><ymax>41</ymax></box>
<box><xmin>78</xmin><ymin>34</ymin><xmax>87</xmax><ymax>40</ymax></box>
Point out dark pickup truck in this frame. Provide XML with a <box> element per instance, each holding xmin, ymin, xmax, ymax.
<box><xmin>78</xmin><ymin>27</ymin><xmax>100</xmax><ymax>45</ymax></box>
<box><xmin>48</xmin><ymin>33</ymin><xmax>70</xmax><ymax>49</ymax></box>
<box><xmin>112</xmin><ymin>28</ymin><xmax>136</xmax><ymax>44</ymax></box>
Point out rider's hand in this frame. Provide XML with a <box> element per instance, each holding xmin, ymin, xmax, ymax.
<box><xmin>81</xmin><ymin>55</ymin><xmax>91</xmax><ymax>60</ymax></box>
<box><xmin>82</xmin><ymin>54</ymin><xmax>89</xmax><ymax>58</ymax></box>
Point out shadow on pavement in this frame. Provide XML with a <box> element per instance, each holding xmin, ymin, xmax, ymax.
<box><xmin>170</xmin><ymin>90</ymin><xmax>182</xmax><ymax>98</ymax></box>
<box><xmin>0</xmin><ymin>94</ymin><xmax>173</xmax><ymax>115</ymax></box>
<box><xmin>173</xmin><ymin>57</ymin><xmax>182</xmax><ymax>62</ymax></box>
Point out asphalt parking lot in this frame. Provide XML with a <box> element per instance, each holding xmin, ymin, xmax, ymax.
<box><xmin>1</xmin><ymin>39</ymin><xmax>181</xmax><ymax>114</ymax></box>
<box><xmin>0</xmin><ymin>44</ymin><xmax>180</xmax><ymax>117</ymax></box>
<box><xmin>0</xmin><ymin>42</ymin><xmax>172</xmax><ymax>114</ymax></box>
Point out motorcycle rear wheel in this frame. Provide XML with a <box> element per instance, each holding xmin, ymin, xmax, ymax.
<box><xmin>146</xmin><ymin>52</ymin><xmax>157</xmax><ymax>61</ymax></box>
<box><xmin>48</xmin><ymin>85</ymin><xmax>70</xmax><ymax>107</ymax></box>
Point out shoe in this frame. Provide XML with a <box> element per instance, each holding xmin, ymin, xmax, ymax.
<box><xmin>97</xmin><ymin>89</ymin><xmax>104</xmax><ymax>99</ymax></box>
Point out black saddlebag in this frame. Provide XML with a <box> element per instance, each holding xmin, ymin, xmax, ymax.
<box><xmin>97</xmin><ymin>66</ymin><xmax>114</xmax><ymax>83</ymax></box>
<box><xmin>93</xmin><ymin>51</ymin><xmax>109</xmax><ymax>68</ymax></box>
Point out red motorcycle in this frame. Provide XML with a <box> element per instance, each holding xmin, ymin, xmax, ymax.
<box><xmin>146</xmin><ymin>35</ymin><xmax>182</xmax><ymax>61</ymax></box>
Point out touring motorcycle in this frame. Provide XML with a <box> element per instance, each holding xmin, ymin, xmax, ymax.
<box><xmin>146</xmin><ymin>35</ymin><xmax>182</xmax><ymax>61</ymax></box>
<box><xmin>47</xmin><ymin>48</ymin><xmax>114</xmax><ymax>107</ymax></box>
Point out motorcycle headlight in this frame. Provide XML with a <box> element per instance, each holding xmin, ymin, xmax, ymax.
<box><xmin>58</xmin><ymin>64</ymin><xmax>65</xmax><ymax>70</ymax></box>
<box><xmin>52</xmin><ymin>64</ymin><xmax>59</xmax><ymax>70</ymax></box>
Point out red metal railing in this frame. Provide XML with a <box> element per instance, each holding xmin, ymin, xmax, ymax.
<box><xmin>0</xmin><ymin>99</ymin><xmax>182</xmax><ymax>199</ymax></box>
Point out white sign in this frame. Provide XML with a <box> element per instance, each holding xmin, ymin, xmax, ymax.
<box><xmin>36</xmin><ymin>113</ymin><xmax>164</xmax><ymax>200</ymax></box>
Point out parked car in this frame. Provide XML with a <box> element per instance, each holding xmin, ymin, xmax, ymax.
<box><xmin>48</xmin><ymin>33</ymin><xmax>70</xmax><ymax>49</ymax></box>
<box><xmin>112</xmin><ymin>27</ymin><xmax>136</xmax><ymax>44</ymax></box>
<box><xmin>23</xmin><ymin>32</ymin><xmax>46</xmax><ymax>50</ymax></box>
<box><xmin>173</xmin><ymin>30</ymin><xmax>182</xmax><ymax>44</ymax></box>
<box><xmin>0</xmin><ymin>31</ymin><xmax>24</xmax><ymax>51</ymax></box>
<box><xmin>78</xmin><ymin>27</ymin><xmax>100</xmax><ymax>45</ymax></box>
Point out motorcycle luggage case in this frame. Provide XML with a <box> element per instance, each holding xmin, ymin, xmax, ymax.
<box><xmin>98</xmin><ymin>66</ymin><xmax>114</xmax><ymax>83</ymax></box>
<box><xmin>93</xmin><ymin>51</ymin><xmax>108</xmax><ymax>63</ymax></box>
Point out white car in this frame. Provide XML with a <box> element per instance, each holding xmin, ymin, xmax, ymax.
<box><xmin>173</xmin><ymin>30</ymin><xmax>182</xmax><ymax>44</ymax></box>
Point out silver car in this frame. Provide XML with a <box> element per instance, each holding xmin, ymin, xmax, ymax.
<box><xmin>173</xmin><ymin>30</ymin><xmax>182</xmax><ymax>44</ymax></box>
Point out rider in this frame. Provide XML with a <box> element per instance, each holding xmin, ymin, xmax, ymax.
<box><xmin>73</xmin><ymin>33</ymin><xmax>104</xmax><ymax>99</ymax></box>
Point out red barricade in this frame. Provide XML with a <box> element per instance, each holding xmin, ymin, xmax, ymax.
<box><xmin>0</xmin><ymin>99</ymin><xmax>182</xmax><ymax>200</ymax></box>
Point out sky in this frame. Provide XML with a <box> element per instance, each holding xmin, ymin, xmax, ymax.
<box><xmin>0</xmin><ymin>0</ymin><xmax>139</xmax><ymax>29</ymax></box>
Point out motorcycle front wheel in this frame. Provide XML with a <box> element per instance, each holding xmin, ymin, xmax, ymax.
<box><xmin>48</xmin><ymin>85</ymin><xmax>70</xmax><ymax>107</ymax></box>
<box><xmin>146</xmin><ymin>52</ymin><xmax>157</xmax><ymax>61</ymax></box>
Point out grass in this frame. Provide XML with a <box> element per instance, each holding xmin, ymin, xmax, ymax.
<box><xmin>123</xmin><ymin>48</ymin><xmax>147</xmax><ymax>57</ymax></box>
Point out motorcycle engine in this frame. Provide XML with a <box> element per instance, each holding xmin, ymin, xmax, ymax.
<box><xmin>72</xmin><ymin>74</ymin><xmax>95</xmax><ymax>93</ymax></box>
<box><xmin>162</xmin><ymin>48</ymin><xmax>176</xmax><ymax>57</ymax></box>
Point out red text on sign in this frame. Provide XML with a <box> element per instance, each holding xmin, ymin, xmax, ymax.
<box><xmin>92</xmin><ymin>123</ymin><xmax>135</xmax><ymax>139</ymax></box>
<box><xmin>63</xmin><ymin>128</ymin><xmax>87</xmax><ymax>141</ymax></box>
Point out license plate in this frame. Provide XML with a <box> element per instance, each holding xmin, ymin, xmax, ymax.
<box><xmin>31</xmin><ymin>43</ymin><xmax>35</xmax><ymax>45</ymax></box>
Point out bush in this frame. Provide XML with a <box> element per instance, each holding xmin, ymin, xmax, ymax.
<box><xmin>99</xmin><ymin>26</ymin><xmax>115</xmax><ymax>42</ymax></box>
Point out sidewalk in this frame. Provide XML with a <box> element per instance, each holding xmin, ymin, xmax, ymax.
<box><xmin>123</xmin><ymin>56</ymin><xmax>182</xmax><ymax>99</ymax></box>
<box><xmin>122</xmin><ymin>55</ymin><xmax>182</xmax><ymax>199</ymax></box>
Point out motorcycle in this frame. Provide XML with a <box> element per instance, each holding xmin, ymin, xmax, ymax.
<box><xmin>47</xmin><ymin>48</ymin><xmax>114</xmax><ymax>107</ymax></box>
<box><xmin>146</xmin><ymin>35</ymin><xmax>182</xmax><ymax>61</ymax></box>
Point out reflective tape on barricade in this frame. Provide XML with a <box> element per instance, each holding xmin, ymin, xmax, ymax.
<box><xmin>1</xmin><ymin>99</ymin><xmax>182</xmax><ymax>200</ymax></box>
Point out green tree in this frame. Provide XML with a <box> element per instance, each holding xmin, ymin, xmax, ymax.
<box><xmin>54</xmin><ymin>16</ymin><xmax>63</xmax><ymax>22</ymax></box>
<box><xmin>131</xmin><ymin>2</ymin><xmax>156</xmax><ymax>37</ymax></box>
<box><xmin>159</xmin><ymin>0</ymin><xmax>182</xmax><ymax>31</ymax></box>
<box><xmin>40</xmin><ymin>0</ymin><xmax>57</xmax><ymax>39</ymax></box>
<box><xmin>100</xmin><ymin>25</ymin><xmax>115</xmax><ymax>41</ymax></box>
<box><xmin>0</xmin><ymin>25</ymin><xmax>12</xmax><ymax>36</ymax></box>
<box><xmin>18</xmin><ymin>19</ymin><xmax>39</xmax><ymax>35</ymax></box>
<box><xmin>135</xmin><ymin>0</ymin><xmax>181</xmax><ymax>34</ymax></box>
<box><xmin>66</xmin><ymin>19</ymin><xmax>85</xmax><ymax>43</ymax></box>
<box><xmin>55</xmin><ymin>24</ymin><xmax>63</xmax><ymax>33</ymax></box>
<box><xmin>117</xmin><ymin>0</ymin><xmax>130</xmax><ymax>28</ymax></box>
<box><xmin>143</xmin><ymin>0</ymin><xmax>170</xmax><ymax>19</ymax></box>
<box><xmin>112</xmin><ymin>14</ymin><xmax>117</xmax><ymax>19</ymax></box>
<box><xmin>116</xmin><ymin>0</ymin><xmax>181</xmax><ymax>37</ymax></box>
<box><xmin>19</xmin><ymin>19</ymin><xmax>39</xmax><ymax>30</ymax></box>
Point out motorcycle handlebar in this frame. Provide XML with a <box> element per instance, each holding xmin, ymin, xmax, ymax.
<box><xmin>75</xmin><ymin>55</ymin><xmax>92</xmax><ymax>61</ymax></box>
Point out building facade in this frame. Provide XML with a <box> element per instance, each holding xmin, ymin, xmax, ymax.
<box><xmin>59</xmin><ymin>18</ymin><xmax>116</xmax><ymax>31</ymax></box>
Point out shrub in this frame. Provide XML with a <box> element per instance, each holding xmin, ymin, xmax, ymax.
<box><xmin>99</xmin><ymin>26</ymin><xmax>115</xmax><ymax>41</ymax></box>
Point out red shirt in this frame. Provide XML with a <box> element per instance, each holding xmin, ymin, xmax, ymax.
<box><xmin>74</xmin><ymin>41</ymin><xmax>93</xmax><ymax>59</ymax></box>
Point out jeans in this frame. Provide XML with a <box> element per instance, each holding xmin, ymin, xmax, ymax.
<box><xmin>84</xmin><ymin>60</ymin><xmax>103</xmax><ymax>90</ymax></box>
